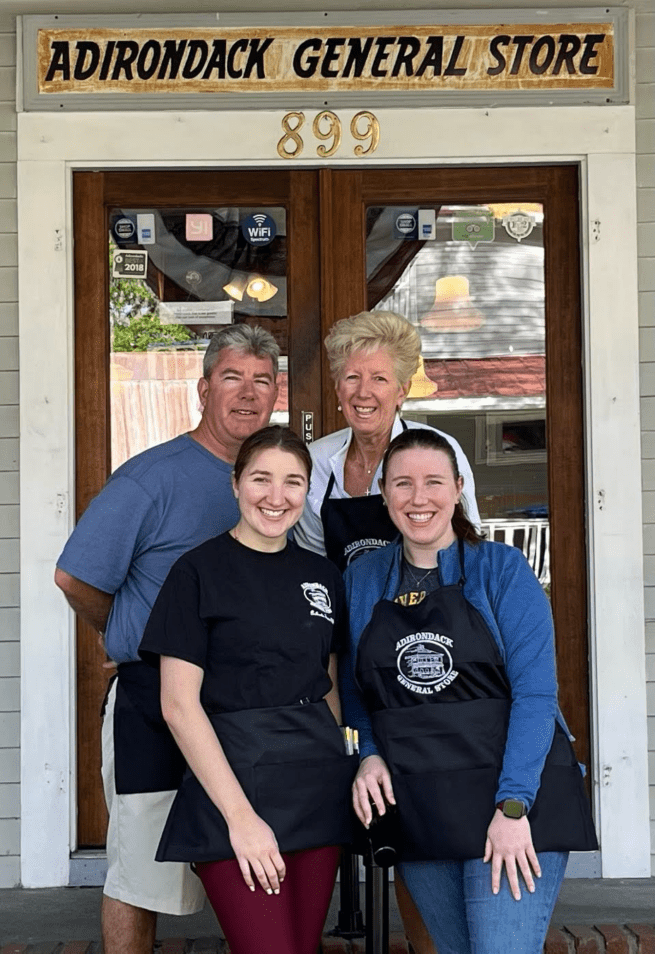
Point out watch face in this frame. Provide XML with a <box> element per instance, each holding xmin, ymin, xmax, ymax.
<box><xmin>503</xmin><ymin>799</ymin><xmax>526</xmax><ymax>818</ymax></box>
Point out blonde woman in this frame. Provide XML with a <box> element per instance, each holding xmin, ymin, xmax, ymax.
<box><xmin>295</xmin><ymin>309</ymin><xmax>480</xmax><ymax>571</ymax></box>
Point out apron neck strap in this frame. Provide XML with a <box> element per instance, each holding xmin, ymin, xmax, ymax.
<box><xmin>457</xmin><ymin>537</ymin><xmax>466</xmax><ymax>587</ymax></box>
<box><xmin>323</xmin><ymin>471</ymin><xmax>337</xmax><ymax>503</ymax></box>
<box><xmin>400</xmin><ymin>418</ymin><xmax>408</xmax><ymax>432</ymax></box>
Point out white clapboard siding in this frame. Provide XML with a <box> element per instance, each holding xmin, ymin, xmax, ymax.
<box><xmin>0</xmin><ymin>11</ymin><xmax>18</xmax><ymax>887</ymax></box>
<box><xmin>636</xmin><ymin>5</ymin><xmax>655</xmax><ymax>875</ymax></box>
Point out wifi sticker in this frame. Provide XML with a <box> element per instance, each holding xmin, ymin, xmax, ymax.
<box><xmin>241</xmin><ymin>213</ymin><xmax>277</xmax><ymax>247</ymax></box>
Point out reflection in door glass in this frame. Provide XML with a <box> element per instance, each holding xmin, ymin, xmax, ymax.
<box><xmin>366</xmin><ymin>203</ymin><xmax>549</xmax><ymax>589</ymax></box>
<box><xmin>109</xmin><ymin>207</ymin><xmax>289</xmax><ymax>471</ymax></box>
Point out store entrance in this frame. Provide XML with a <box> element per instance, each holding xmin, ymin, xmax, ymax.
<box><xmin>73</xmin><ymin>165</ymin><xmax>588</xmax><ymax>848</ymax></box>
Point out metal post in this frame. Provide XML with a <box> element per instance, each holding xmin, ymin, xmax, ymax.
<box><xmin>365</xmin><ymin>863</ymin><xmax>389</xmax><ymax>954</ymax></box>
<box><xmin>328</xmin><ymin>848</ymin><xmax>365</xmax><ymax>938</ymax></box>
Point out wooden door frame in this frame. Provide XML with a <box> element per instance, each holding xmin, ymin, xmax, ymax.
<box><xmin>72</xmin><ymin>170</ymin><xmax>322</xmax><ymax>845</ymax></box>
<box><xmin>318</xmin><ymin>165</ymin><xmax>590</xmax><ymax>773</ymax></box>
<box><xmin>74</xmin><ymin>164</ymin><xmax>590</xmax><ymax>844</ymax></box>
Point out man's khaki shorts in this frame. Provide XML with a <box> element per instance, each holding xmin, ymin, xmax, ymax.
<box><xmin>101</xmin><ymin>682</ymin><xmax>205</xmax><ymax>915</ymax></box>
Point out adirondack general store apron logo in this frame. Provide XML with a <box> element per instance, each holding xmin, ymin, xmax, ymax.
<box><xmin>37</xmin><ymin>24</ymin><xmax>615</xmax><ymax>95</ymax></box>
<box><xmin>396</xmin><ymin>632</ymin><xmax>459</xmax><ymax>694</ymax></box>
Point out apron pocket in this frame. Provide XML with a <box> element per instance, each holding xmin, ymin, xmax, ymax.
<box><xmin>393</xmin><ymin>766</ymin><xmax>499</xmax><ymax>861</ymax></box>
<box><xmin>156</xmin><ymin>768</ymin><xmax>253</xmax><ymax>863</ymax></box>
<box><xmin>208</xmin><ymin>700</ymin><xmax>345</xmax><ymax>767</ymax></box>
<box><xmin>254</xmin><ymin>754</ymin><xmax>358</xmax><ymax>854</ymax></box>
<box><xmin>372</xmin><ymin>699</ymin><xmax>509</xmax><ymax>775</ymax></box>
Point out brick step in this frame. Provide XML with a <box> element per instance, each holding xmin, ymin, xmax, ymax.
<box><xmin>2</xmin><ymin>927</ymin><xmax>655</xmax><ymax>954</ymax></box>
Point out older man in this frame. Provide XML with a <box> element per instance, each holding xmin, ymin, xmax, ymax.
<box><xmin>55</xmin><ymin>324</ymin><xmax>279</xmax><ymax>954</ymax></box>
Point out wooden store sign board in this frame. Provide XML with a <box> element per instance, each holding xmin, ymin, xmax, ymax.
<box><xmin>37</xmin><ymin>23</ymin><xmax>615</xmax><ymax>95</ymax></box>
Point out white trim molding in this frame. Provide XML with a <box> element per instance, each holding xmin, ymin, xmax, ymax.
<box><xmin>584</xmin><ymin>151</ymin><xmax>649</xmax><ymax>877</ymax></box>
<box><xmin>18</xmin><ymin>158</ymin><xmax>74</xmax><ymax>887</ymax></box>
<box><xmin>18</xmin><ymin>103</ymin><xmax>650</xmax><ymax>885</ymax></box>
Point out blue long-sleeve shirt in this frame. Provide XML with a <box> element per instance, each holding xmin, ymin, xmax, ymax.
<box><xmin>341</xmin><ymin>536</ymin><xmax>564</xmax><ymax>810</ymax></box>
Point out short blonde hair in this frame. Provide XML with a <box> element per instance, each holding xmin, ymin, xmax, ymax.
<box><xmin>324</xmin><ymin>310</ymin><xmax>421</xmax><ymax>386</ymax></box>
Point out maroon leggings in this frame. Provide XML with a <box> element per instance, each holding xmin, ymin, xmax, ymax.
<box><xmin>196</xmin><ymin>845</ymin><xmax>341</xmax><ymax>954</ymax></box>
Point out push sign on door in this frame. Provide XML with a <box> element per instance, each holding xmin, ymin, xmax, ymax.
<box><xmin>241</xmin><ymin>213</ymin><xmax>277</xmax><ymax>246</ymax></box>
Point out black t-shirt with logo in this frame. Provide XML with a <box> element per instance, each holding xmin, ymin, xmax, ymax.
<box><xmin>140</xmin><ymin>531</ymin><xmax>347</xmax><ymax>713</ymax></box>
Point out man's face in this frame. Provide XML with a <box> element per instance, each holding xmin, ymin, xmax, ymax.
<box><xmin>197</xmin><ymin>348</ymin><xmax>278</xmax><ymax>454</ymax></box>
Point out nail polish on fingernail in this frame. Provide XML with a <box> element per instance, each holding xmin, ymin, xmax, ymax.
<box><xmin>493</xmin><ymin>887</ymin><xmax>498</xmax><ymax>895</ymax></box>
<box><xmin>249</xmin><ymin>886</ymin><xmax>255</xmax><ymax>892</ymax></box>
<box><xmin>266</xmin><ymin>888</ymin><xmax>272</xmax><ymax>895</ymax></box>
<box><xmin>274</xmin><ymin>889</ymin><xmax>280</xmax><ymax>895</ymax></box>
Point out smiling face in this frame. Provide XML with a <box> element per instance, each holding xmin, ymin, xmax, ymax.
<box><xmin>335</xmin><ymin>347</ymin><xmax>408</xmax><ymax>440</ymax></box>
<box><xmin>232</xmin><ymin>447</ymin><xmax>309</xmax><ymax>551</ymax></box>
<box><xmin>381</xmin><ymin>447</ymin><xmax>464</xmax><ymax>558</ymax></box>
<box><xmin>196</xmin><ymin>348</ymin><xmax>279</xmax><ymax>462</ymax></box>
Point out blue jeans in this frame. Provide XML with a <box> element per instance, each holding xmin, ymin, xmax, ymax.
<box><xmin>397</xmin><ymin>851</ymin><xmax>568</xmax><ymax>954</ymax></box>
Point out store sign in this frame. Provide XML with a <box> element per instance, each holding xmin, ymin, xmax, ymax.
<box><xmin>37</xmin><ymin>23</ymin><xmax>615</xmax><ymax>95</ymax></box>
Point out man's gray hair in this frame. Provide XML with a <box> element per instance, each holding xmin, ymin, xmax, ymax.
<box><xmin>203</xmin><ymin>324</ymin><xmax>280</xmax><ymax>379</ymax></box>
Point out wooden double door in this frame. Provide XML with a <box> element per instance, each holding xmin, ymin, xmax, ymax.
<box><xmin>74</xmin><ymin>165</ymin><xmax>588</xmax><ymax>848</ymax></box>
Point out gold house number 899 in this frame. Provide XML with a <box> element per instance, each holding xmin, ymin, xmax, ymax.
<box><xmin>277</xmin><ymin>110</ymin><xmax>380</xmax><ymax>159</ymax></box>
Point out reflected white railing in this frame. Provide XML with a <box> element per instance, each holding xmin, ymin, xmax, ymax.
<box><xmin>480</xmin><ymin>518</ymin><xmax>550</xmax><ymax>588</ymax></box>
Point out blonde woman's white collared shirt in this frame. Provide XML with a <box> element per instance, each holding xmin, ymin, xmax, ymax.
<box><xmin>295</xmin><ymin>416</ymin><xmax>481</xmax><ymax>558</ymax></box>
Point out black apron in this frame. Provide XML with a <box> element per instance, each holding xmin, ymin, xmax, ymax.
<box><xmin>112</xmin><ymin>661</ymin><xmax>185</xmax><ymax>795</ymax></box>
<box><xmin>156</xmin><ymin>699</ymin><xmax>358</xmax><ymax>863</ymax></box>
<box><xmin>355</xmin><ymin>542</ymin><xmax>598</xmax><ymax>862</ymax></box>
<box><xmin>320</xmin><ymin>421</ymin><xmax>407</xmax><ymax>573</ymax></box>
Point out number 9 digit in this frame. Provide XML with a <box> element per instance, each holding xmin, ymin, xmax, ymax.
<box><xmin>313</xmin><ymin>111</ymin><xmax>342</xmax><ymax>159</ymax></box>
<box><xmin>351</xmin><ymin>111</ymin><xmax>380</xmax><ymax>157</ymax></box>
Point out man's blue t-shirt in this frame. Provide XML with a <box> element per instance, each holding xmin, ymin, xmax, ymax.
<box><xmin>57</xmin><ymin>434</ymin><xmax>238</xmax><ymax>663</ymax></box>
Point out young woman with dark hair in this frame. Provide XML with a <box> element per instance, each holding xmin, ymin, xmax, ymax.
<box><xmin>140</xmin><ymin>426</ymin><xmax>356</xmax><ymax>954</ymax></box>
<box><xmin>342</xmin><ymin>428</ymin><xmax>597</xmax><ymax>954</ymax></box>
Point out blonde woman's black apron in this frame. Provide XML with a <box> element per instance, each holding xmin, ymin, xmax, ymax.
<box><xmin>156</xmin><ymin>699</ymin><xmax>358</xmax><ymax>863</ymax></box>
<box><xmin>320</xmin><ymin>421</ymin><xmax>407</xmax><ymax>572</ymax></box>
<box><xmin>355</xmin><ymin>542</ymin><xmax>597</xmax><ymax>861</ymax></box>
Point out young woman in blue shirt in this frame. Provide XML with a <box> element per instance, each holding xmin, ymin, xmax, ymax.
<box><xmin>342</xmin><ymin>428</ymin><xmax>596</xmax><ymax>954</ymax></box>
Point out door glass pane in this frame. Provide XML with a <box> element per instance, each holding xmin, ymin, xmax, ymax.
<box><xmin>366</xmin><ymin>203</ymin><xmax>549</xmax><ymax>589</ymax></box>
<box><xmin>109</xmin><ymin>206</ymin><xmax>288</xmax><ymax>471</ymax></box>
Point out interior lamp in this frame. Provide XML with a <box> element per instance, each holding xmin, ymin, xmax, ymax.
<box><xmin>246</xmin><ymin>276</ymin><xmax>278</xmax><ymax>302</ymax></box>
<box><xmin>407</xmin><ymin>356</ymin><xmax>438</xmax><ymax>399</ymax></box>
<box><xmin>419</xmin><ymin>275</ymin><xmax>485</xmax><ymax>332</ymax></box>
<box><xmin>222</xmin><ymin>274</ymin><xmax>247</xmax><ymax>301</ymax></box>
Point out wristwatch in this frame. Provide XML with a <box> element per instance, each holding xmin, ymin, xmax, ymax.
<box><xmin>496</xmin><ymin>798</ymin><xmax>527</xmax><ymax>819</ymax></box>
